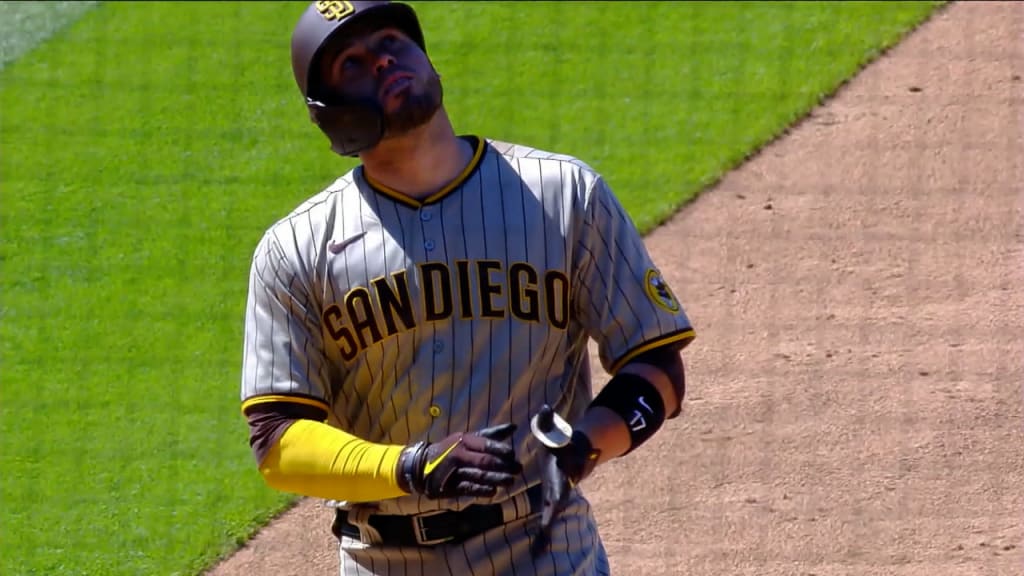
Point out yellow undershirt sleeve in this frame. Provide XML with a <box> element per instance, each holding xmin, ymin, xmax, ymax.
<box><xmin>259</xmin><ymin>419</ymin><xmax>408</xmax><ymax>503</ymax></box>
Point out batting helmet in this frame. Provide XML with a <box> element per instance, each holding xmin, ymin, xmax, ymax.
<box><xmin>291</xmin><ymin>1</ymin><xmax>426</xmax><ymax>156</ymax></box>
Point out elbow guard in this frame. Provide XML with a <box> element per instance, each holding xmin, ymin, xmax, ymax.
<box><xmin>589</xmin><ymin>372</ymin><xmax>666</xmax><ymax>454</ymax></box>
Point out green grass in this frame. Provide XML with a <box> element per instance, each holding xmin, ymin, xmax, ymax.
<box><xmin>0</xmin><ymin>1</ymin><xmax>942</xmax><ymax>574</ymax></box>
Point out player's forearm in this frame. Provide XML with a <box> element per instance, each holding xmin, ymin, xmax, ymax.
<box><xmin>258</xmin><ymin>418</ymin><xmax>408</xmax><ymax>502</ymax></box>
<box><xmin>575</xmin><ymin>356</ymin><xmax>683</xmax><ymax>465</ymax></box>
<box><xmin>574</xmin><ymin>406</ymin><xmax>630</xmax><ymax>464</ymax></box>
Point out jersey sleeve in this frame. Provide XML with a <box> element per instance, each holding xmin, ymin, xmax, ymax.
<box><xmin>573</xmin><ymin>175</ymin><xmax>696</xmax><ymax>375</ymax></box>
<box><xmin>240</xmin><ymin>228</ymin><xmax>332</xmax><ymax>417</ymax></box>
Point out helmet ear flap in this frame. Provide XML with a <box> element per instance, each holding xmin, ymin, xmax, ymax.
<box><xmin>307</xmin><ymin>98</ymin><xmax>386</xmax><ymax>157</ymax></box>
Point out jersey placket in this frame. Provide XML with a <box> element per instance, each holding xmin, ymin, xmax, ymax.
<box><xmin>416</xmin><ymin>203</ymin><xmax>451</xmax><ymax>430</ymax></box>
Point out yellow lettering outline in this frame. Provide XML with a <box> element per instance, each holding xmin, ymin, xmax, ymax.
<box><xmin>508</xmin><ymin>262</ymin><xmax>541</xmax><ymax>323</ymax></box>
<box><xmin>418</xmin><ymin>262</ymin><xmax>454</xmax><ymax>322</ymax></box>
<box><xmin>477</xmin><ymin>260</ymin><xmax>505</xmax><ymax>319</ymax></box>
<box><xmin>373</xmin><ymin>271</ymin><xmax>416</xmax><ymax>336</ymax></box>
<box><xmin>345</xmin><ymin>287</ymin><xmax>382</xmax><ymax>350</ymax></box>
<box><xmin>543</xmin><ymin>270</ymin><xmax>570</xmax><ymax>331</ymax></box>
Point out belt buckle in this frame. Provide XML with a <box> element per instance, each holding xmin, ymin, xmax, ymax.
<box><xmin>413</xmin><ymin>509</ymin><xmax>455</xmax><ymax>546</ymax></box>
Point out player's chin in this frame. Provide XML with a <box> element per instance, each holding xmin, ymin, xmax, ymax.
<box><xmin>381</xmin><ymin>96</ymin><xmax>410</xmax><ymax>117</ymax></box>
<box><xmin>379</xmin><ymin>89</ymin><xmax>403</xmax><ymax>107</ymax></box>
<box><xmin>384</xmin><ymin>97</ymin><xmax>440</xmax><ymax>136</ymax></box>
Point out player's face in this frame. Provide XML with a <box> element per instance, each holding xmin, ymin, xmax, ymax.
<box><xmin>320</xmin><ymin>27</ymin><xmax>442</xmax><ymax>138</ymax></box>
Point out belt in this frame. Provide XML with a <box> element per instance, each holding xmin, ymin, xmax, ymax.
<box><xmin>332</xmin><ymin>485</ymin><xmax>544</xmax><ymax>547</ymax></box>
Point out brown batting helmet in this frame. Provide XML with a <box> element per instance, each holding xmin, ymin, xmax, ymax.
<box><xmin>291</xmin><ymin>1</ymin><xmax>426</xmax><ymax>156</ymax></box>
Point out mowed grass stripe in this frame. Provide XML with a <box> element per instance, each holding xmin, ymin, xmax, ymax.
<box><xmin>0</xmin><ymin>2</ymin><xmax>942</xmax><ymax>575</ymax></box>
<box><xmin>0</xmin><ymin>3</ymin><xmax>306</xmax><ymax>575</ymax></box>
<box><xmin>0</xmin><ymin>1</ymin><xmax>99</xmax><ymax>71</ymax></box>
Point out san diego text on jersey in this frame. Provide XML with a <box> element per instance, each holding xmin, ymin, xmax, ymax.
<box><xmin>323</xmin><ymin>259</ymin><xmax>571</xmax><ymax>362</ymax></box>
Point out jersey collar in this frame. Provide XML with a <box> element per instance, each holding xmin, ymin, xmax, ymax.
<box><xmin>360</xmin><ymin>135</ymin><xmax>486</xmax><ymax>208</ymax></box>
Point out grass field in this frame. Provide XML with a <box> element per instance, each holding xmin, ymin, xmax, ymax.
<box><xmin>0</xmin><ymin>1</ymin><xmax>943</xmax><ymax>574</ymax></box>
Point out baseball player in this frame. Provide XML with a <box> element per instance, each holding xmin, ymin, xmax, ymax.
<box><xmin>239</xmin><ymin>1</ymin><xmax>696</xmax><ymax>574</ymax></box>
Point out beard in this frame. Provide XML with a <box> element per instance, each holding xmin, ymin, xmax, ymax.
<box><xmin>381</xmin><ymin>69</ymin><xmax>443</xmax><ymax>138</ymax></box>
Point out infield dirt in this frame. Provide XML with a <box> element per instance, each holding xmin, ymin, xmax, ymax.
<box><xmin>209</xmin><ymin>2</ymin><xmax>1023</xmax><ymax>574</ymax></box>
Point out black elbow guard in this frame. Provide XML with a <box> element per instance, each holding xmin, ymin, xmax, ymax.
<box><xmin>589</xmin><ymin>373</ymin><xmax>666</xmax><ymax>454</ymax></box>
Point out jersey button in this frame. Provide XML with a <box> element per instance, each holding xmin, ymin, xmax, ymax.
<box><xmin>419</xmin><ymin>210</ymin><xmax>432</xmax><ymax>222</ymax></box>
<box><xmin>433</xmin><ymin>340</ymin><xmax>444</xmax><ymax>354</ymax></box>
<box><xmin>424</xmin><ymin>239</ymin><xmax>435</xmax><ymax>251</ymax></box>
<box><xmin>429</xmin><ymin>405</ymin><xmax>442</xmax><ymax>418</ymax></box>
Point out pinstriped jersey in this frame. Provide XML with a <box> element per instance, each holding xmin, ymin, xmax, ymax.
<box><xmin>240</xmin><ymin>135</ymin><xmax>695</xmax><ymax>516</ymax></box>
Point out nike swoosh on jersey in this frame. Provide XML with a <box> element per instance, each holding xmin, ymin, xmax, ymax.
<box><xmin>423</xmin><ymin>439</ymin><xmax>462</xmax><ymax>477</ymax></box>
<box><xmin>327</xmin><ymin>231</ymin><xmax>368</xmax><ymax>254</ymax></box>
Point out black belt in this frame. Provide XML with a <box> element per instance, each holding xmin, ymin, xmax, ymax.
<box><xmin>332</xmin><ymin>485</ymin><xmax>544</xmax><ymax>547</ymax></box>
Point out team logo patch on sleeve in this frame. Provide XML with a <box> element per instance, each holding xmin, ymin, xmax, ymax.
<box><xmin>644</xmin><ymin>269</ymin><xmax>681</xmax><ymax>313</ymax></box>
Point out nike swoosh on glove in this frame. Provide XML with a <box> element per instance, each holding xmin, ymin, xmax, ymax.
<box><xmin>399</xmin><ymin>423</ymin><xmax>523</xmax><ymax>499</ymax></box>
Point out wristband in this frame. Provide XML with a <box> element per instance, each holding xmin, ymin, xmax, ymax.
<box><xmin>589</xmin><ymin>372</ymin><xmax>666</xmax><ymax>454</ymax></box>
<box><xmin>397</xmin><ymin>441</ymin><xmax>427</xmax><ymax>494</ymax></box>
<box><xmin>566</xmin><ymin>429</ymin><xmax>600</xmax><ymax>485</ymax></box>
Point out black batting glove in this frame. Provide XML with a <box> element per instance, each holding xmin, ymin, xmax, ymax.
<box><xmin>398</xmin><ymin>423</ymin><xmax>523</xmax><ymax>499</ymax></box>
<box><xmin>530</xmin><ymin>405</ymin><xmax>600</xmax><ymax>551</ymax></box>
